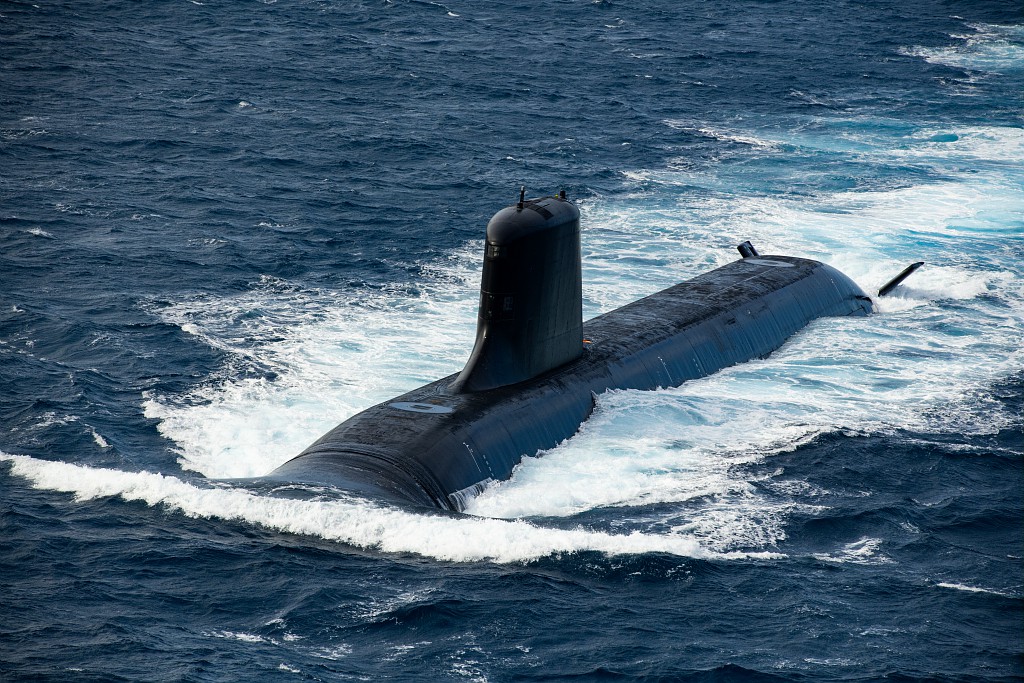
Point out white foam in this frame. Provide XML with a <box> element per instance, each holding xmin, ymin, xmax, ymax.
<box><xmin>812</xmin><ymin>538</ymin><xmax>892</xmax><ymax>565</ymax></box>
<box><xmin>208</xmin><ymin>630</ymin><xmax>269</xmax><ymax>644</ymax></box>
<box><xmin>0</xmin><ymin>453</ymin><xmax>778</xmax><ymax>563</ymax></box>
<box><xmin>662</xmin><ymin>119</ymin><xmax>782</xmax><ymax>149</ymax></box>
<box><xmin>145</xmin><ymin>250</ymin><xmax>481</xmax><ymax>478</ymax></box>
<box><xmin>902</xmin><ymin>23</ymin><xmax>1024</xmax><ymax>74</ymax></box>
<box><xmin>465</xmin><ymin>383</ymin><xmax>826</xmax><ymax>543</ymax></box>
<box><xmin>310</xmin><ymin>644</ymin><xmax>353</xmax><ymax>660</ymax></box>
<box><xmin>803</xmin><ymin>658</ymin><xmax>858</xmax><ymax>668</ymax></box>
<box><xmin>896</xmin><ymin>126</ymin><xmax>1024</xmax><ymax>163</ymax></box>
<box><xmin>935</xmin><ymin>582</ymin><xmax>1013</xmax><ymax>597</ymax></box>
<box><xmin>91</xmin><ymin>430</ymin><xmax>110</xmax><ymax>449</ymax></box>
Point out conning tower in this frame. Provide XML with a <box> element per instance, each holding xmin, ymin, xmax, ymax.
<box><xmin>451</xmin><ymin>190</ymin><xmax>583</xmax><ymax>393</ymax></box>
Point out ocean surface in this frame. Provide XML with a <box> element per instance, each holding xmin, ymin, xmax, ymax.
<box><xmin>2</xmin><ymin>0</ymin><xmax>1022</xmax><ymax>680</ymax></box>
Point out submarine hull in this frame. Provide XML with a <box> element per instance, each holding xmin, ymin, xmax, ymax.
<box><xmin>269</xmin><ymin>254</ymin><xmax>872</xmax><ymax>511</ymax></box>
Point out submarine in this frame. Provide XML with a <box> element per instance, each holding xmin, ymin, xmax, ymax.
<box><xmin>266</xmin><ymin>189</ymin><xmax>916</xmax><ymax>512</ymax></box>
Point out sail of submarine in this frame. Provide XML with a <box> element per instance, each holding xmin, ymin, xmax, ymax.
<box><xmin>267</xmin><ymin>190</ymin><xmax>877</xmax><ymax>511</ymax></box>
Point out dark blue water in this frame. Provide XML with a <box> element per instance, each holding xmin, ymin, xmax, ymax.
<box><xmin>2</xmin><ymin>1</ymin><xmax>1022</xmax><ymax>680</ymax></box>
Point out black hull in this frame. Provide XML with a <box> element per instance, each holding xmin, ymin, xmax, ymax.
<box><xmin>268</xmin><ymin>255</ymin><xmax>872</xmax><ymax>511</ymax></box>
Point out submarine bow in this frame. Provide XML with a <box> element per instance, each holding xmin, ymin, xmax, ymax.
<box><xmin>268</xmin><ymin>192</ymin><xmax>873</xmax><ymax>511</ymax></box>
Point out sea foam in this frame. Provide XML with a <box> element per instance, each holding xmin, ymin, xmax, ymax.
<box><xmin>0</xmin><ymin>452</ymin><xmax>776</xmax><ymax>563</ymax></box>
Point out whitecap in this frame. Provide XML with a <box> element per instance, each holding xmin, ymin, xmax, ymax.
<box><xmin>662</xmin><ymin>120</ymin><xmax>781</xmax><ymax>149</ymax></box>
<box><xmin>812</xmin><ymin>538</ymin><xmax>892</xmax><ymax>565</ymax></box>
<box><xmin>935</xmin><ymin>582</ymin><xmax>1014</xmax><ymax>597</ymax></box>
<box><xmin>207</xmin><ymin>630</ymin><xmax>270</xmax><ymax>644</ymax></box>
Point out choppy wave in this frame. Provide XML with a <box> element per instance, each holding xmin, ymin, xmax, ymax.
<box><xmin>2</xmin><ymin>3</ymin><xmax>1021</xmax><ymax>679</ymax></box>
